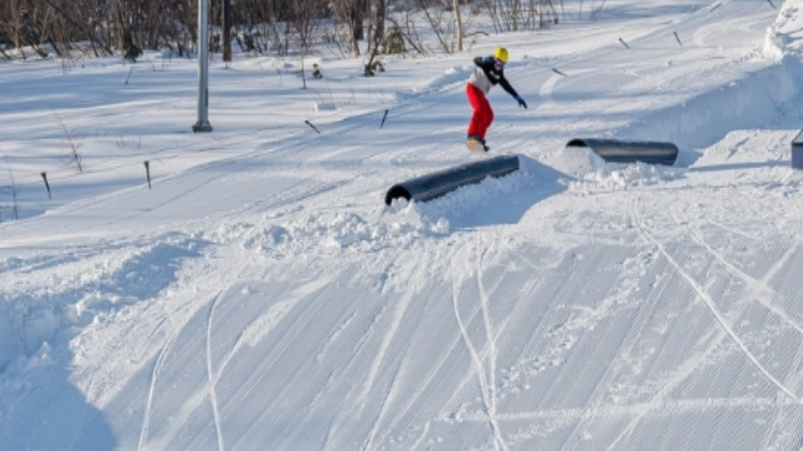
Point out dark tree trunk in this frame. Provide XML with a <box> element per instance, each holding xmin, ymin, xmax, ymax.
<box><xmin>222</xmin><ymin>0</ymin><xmax>232</xmax><ymax>62</ymax></box>
<box><xmin>374</xmin><ymin>0</ymin><xmax>386</xmax><ymax>50</ymax></box>
<box><xmin>352</xmin><ymin>0</ymin><xmax>364</xmax><ymax>40</ymax></box>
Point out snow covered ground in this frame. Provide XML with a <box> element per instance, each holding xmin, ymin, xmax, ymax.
<box><xmin>2</xmin><ymin>0</ymin><xmax>803</xmax><ymax>449</ymax></box>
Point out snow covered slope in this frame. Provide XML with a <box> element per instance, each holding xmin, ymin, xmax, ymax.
<box><xmin>2</xmin><ymin>0</ymin><xmax>803</xmax><ymax>450</ymax></box>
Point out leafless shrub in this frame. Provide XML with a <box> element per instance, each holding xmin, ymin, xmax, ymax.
<box><xmin>481</xmin><ymin>0</ymin><xmax>562</xmax><ymax>32</ymax></box>
<box><xmin>388</xmin><ymin>12</ymin><xmax>429</xmax><ymax>56</ymax></box>
<box><xmin>319</xmin><ymin>25</ymin><xmax>354</xmax><ymax>58</ymax></box>
<box><xmin>580</xmin><ymin>0</ymin><xmax>607</xmax><ymax>20</ymax></box>
<box><xmin>52</xmin><ymin>109</ymin><xmax>83</xmax><ymax>173</ymax></box>
<box><xmin>329</xmin><ymin>0</ymin><xmax>367</xmax><ymax>56</ymax></box>
<box><xmin>115</xmin><ymin>135</ymin><xmax>142</xmax><ymax>150</ymax></box>
<box><xmin>0</xmin><ymin>0</ymin><xmax>601</xmax><ymax>66</ymax></box>
<box><xmin>415</xmin><ymin>0</ymin><xmax>459</xmax><ymax>54</ymax></box>
<box><xmin>0</xmin><ymin>152</ymin><xmax>20</xmax><ymax>222</ymax></box>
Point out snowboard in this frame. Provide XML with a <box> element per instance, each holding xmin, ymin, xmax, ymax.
<box><xmin>466</xmin><ymin>137</ymin><xmax>489</xmax><ymax>155</ymax></box>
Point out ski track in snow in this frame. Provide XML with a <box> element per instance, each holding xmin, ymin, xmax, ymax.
<box><xmin>553</xmin><ymin>249</ymin><xmax>664</xmax><ymax>451</ymax></box>
<box><xmin>246</xmin><ymin>288</ymin><xmax>332</xmax><ymax>405</ymax></box>
<box><xmin>632</xmin><ymin>195</ymin><xmax>803</xmax><ymax>405</ymax></box>
<box><xmin>367</xmin><ymin>278</ymin><xmax>484</xmax><ymax>449</ymax></box>
<box><xmin>206</xmin><ymin>291</ymin><xmax>226</xmax><ymax>451</ymax></box>
<box><xmin>476</xmin><ymin>242</ymin><xmax>509</xmax><ymax>451</ymax></box>
<box><xmin>603</xmin><ymin>325</ymin><xmax>729</xmax><ymax>450</ymax></box>
<box><xmin>212</xmin><ymin>277</ymin><xmax>332</xmax><ymax>385</ymax></box>
<box><xmin>450</xmin><ymin>257</ymin><xmax>496</xmax><ymax>445</ymax></box>
<box><xmin>361</xmin><ymin>313</ymin><xmax>414</xmax><ymax>451</ymax></box>
<box><xmin>355</xmin><ymin>280</ymin><xmax>413</xmax><ymax>420</ymax></box>
<box><xmin>435</xmin><ymin>245</ymin><xmax>555</xmax><ymax>445</ymax></box>
<box><xmin>322</xmin><ymin>294</ymin><xmax>394</xmax><ymax>450</ymax></box>
<box><xmin>445</xmin><ymin>241</ymin><xmax>511</xmax><ymax>451</ymax></box>
<box><xmin>762</xmin><ymin>336</ymin><xmax>803</xmax><ymax>450</ymax></box>
<box><xmin>457</xmin><ymin>395</ymin><xmax>800</xmax><ymax>422</ymax></box>
<box><xmin>359</xmin><ymin>263</ymin><xmax>425</xmax><ymax>451</ymax></box>
<box><xmin>677</xmin><ymin>209</ymin><xmax>803</xmax><ymax>338</ymax></box>
<box><xmin>408</xmin><ymin>419</ymin><xmax>432</xmax><ymax>450</ymax></box>
<box><xmin>137</xmin><ymin>315</ymin><xmax>183</xmax><ymax>451</ymax></box>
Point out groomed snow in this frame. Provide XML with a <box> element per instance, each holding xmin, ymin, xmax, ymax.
<box><xmin>2</xmin><ymin>0</ymin><xmax>803</xmax><ymax>449</ymax></box>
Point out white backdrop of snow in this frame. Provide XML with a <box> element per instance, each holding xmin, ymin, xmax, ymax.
<box><xmin>2</xmin><ymin>0</ymin><xmax>803</xmax><ymax>450</ymax></box>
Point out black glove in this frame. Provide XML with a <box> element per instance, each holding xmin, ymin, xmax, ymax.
<box><xmin>515</xmin><ymin>96</ymin><xmax>527</xmax><ymax>109</ymax></box>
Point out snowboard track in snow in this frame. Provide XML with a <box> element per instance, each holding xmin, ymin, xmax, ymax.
<box><xmin>632</xmin><ymin>195</ymin><xmax>803</xmax><ymax>405</ymax></box>
<box><xmin>448</xmin><ymin>243</ymin><xmax>510</xmax><ymax>451</ymax></box>
<box><xmin>207</xmin><ymin>291</ymin><xmax>226</xmax><ymax>451</ymax></box>
<box><xmin>137</xmin><ymin>317</ymin><xmax>182</xmax><ymax>451</ymax></box>
<box><xmin>476</xmin><ymin>242</ymin><xmax>509</xmax><ymax>451</ymax></box>
<box><xmin>673</xmin><ymin>208</ymin><xmax>803</xmax><ymax>338</ymax></box>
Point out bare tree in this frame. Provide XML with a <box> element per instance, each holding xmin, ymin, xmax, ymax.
<box><xmin>415</xmin><ymin>0</ymin><xmax>459</xmax><ymax>53</ymax></box>
<box><xmin>328</xmin><ymin>0</ymin><xmax>364</xmax><ymax>56</ymax></box>
<box><xmin>292</xmin><ymin>0</ymin><xmax>318</xmax><ymax>86</ymax></box>
<box><xmin>351</xmin><ymin>0</ymin><xmax>366</xmax><ymax>53</ymax></box>
<box><xmin>363</xmin><ymin>0</ymin><xmax>389</xmax><ymax>76</ymax></box>
<box><xmin>4</xmin><ymin>0</ymin><xmax>27</xmax><ymax>59</ymax></box>
<box><xmin>0</xmin><ymin>0</ymin><xmax>582</xmax><ymax>65</ymax></box>
<box><xmin>40</xmin><ymin>0</ymin><xmax>113</xmax><ymax>55</ymax></box>
<box><xmin>372</xmin><ymin>0</ymin><xmax>386</xmax><ymax>54</ymax></box>
<box><xmin>453</xmin><ymin>0</ymin><xmax>463</xmax><ymax>52</ymax></box>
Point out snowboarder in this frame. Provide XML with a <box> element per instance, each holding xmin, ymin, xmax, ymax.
<box><xmin>465</xmin><ymin>47</ymin><xmax>527</xmax><ymax>153</ymax></box>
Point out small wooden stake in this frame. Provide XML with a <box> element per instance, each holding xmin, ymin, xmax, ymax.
<box><xmin>305</xmin><ymin>120</ymin><xmax>321</xmax><ymax>134</ymax></box>
<box><xmin>41</xmin><ymin>172</ymin><xmax>52</xmax><ymax>199</ymax></box>
<box><xmin>380</xmin><ymin>109</ymin><xmax>389</xmax><ymax>129</ymax></box>
<box><xmin>144</xmin><ymin>161</ymin><xmax>152</xmax><ymax>189</ymax></box>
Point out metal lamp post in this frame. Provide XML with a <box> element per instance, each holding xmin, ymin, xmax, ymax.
<box><xmin>193</xmin><ymin>0</ymin><xmax>213</xmax><ymax>132</ymax></box>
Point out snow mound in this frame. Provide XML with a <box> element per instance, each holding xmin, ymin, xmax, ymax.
<box><xmin>568</xmin><ymin>161</ymin><xmax>686</xmax><ymax>193</ymax></box>
<box><xmin>227</xmin><ymin>209</ymin><xmax>448</xmax><ymax>260</ymax></box>
<box><xmin>0</xmin><ymin>233</ymin><xmax>204</xmax><ymax>419</ymax></box>
<box><xmin>692</xmin><ymin>128</ymin><xmax>793</xmax><ymax>168</ymax></box>
<box><xmin>313</xmin><ymin>102</ymin><xmax>336</xmax><ymax>111</ymax></box>
<box><xmin>542</xmin><ymin>145</ymin><xmax>609</xmax><ymax>178</ymax></box>
<box><xmin>764</xmin><ymin>0</ymin><xmax>803</xmax><ymax>58</ymax></box>
<box><xmin>411</xmin><ymin>65</ymin><xmax>471</xmax><ymax>95</ymax></box>
<box><xmin>543</xmin><ymin>145</ymin><xmax>685</xmax><ymax>193</ymax></box>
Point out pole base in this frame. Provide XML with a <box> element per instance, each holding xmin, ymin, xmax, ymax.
<box><xmin>192</xmin><ymin>122</ymin><xmax>213</xmax><ymax>133</ymax></box>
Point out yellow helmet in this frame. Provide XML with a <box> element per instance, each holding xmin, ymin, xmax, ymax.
<box><xmin>493</xmin><ymin>47</ymin><xmax>509</xmax><ymax>64</ymax></box>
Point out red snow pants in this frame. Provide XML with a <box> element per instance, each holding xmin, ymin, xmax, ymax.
<box><xmin>466</xmin><ymin>83</ymin><xmax>494</xmax><ymax>140</ymax></box>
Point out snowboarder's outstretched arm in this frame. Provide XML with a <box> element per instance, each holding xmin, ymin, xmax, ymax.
<box><xmin>498</xmin><ymin>77</ymin><xmax>519</xmax><ymax>101</ymax></box>
<box><xmin>499</xmin><ymin>76</ymin><xmax>527</xmax><ymax>108</ymax></box>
